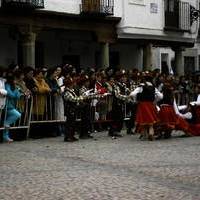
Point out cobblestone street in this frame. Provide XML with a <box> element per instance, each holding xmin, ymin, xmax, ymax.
<box><xmin>0</xmin><ymin>131</ymin><xmax>200</xmax><ymax>200</ymax></box>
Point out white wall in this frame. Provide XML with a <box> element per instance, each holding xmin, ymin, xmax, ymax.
<box><xmin>41</xmin><ymin>0</ymin><xmax>198</xmax><ymax>43</ymax></box>
<box><xmin>119</xmin><ymin>0</ymin><xmax>162</xmax><ymax>30</ymax></box>
<box><xmin>44</xmin><ymin>0</ymin><xmax>81</xmax><ymax>14</ymax></box>
<box><xmin>117</xmin><ymin>0</ymin><xmax>198</xmax><ymax>42</ymax></box>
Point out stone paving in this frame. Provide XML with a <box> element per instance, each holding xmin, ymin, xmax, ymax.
<box><xmin>0</xmin><ymin>131</ymin><xmax>200</xmax><ymax>200</ymax></box>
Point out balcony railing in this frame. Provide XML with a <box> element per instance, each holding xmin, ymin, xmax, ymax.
<box><xmin>1</xmin><ymin>0</ymin><xmax>44</xmax><ymax>9</ymax></box>
<box><xmin>80</xmin><ymin>0</ymin><xmax>114</xmax><ymax>16</ymax></box>
<box><xmin>165</xmin><ymin>1</ymin><xmax>190</xmax><ymax>31</ymax></box>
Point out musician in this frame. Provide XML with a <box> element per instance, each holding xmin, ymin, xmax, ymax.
<box><xmin>108</xmin><ymin>71</ymin><xmax>130</xmax><ymax>138</ymax></box>
<box><xmin>78</xmin><ymin>75</ymin><xmax>103</xmax><ymax>139</ymax></box>
<box><xmin>127</xmin><ymin>70</ymin><xmax>140</xmax><ymax>135</ymax></box>
<box><xmin>63</xmin><ymin>77</ymin><xmax>84</xmax><ymax>142</ymax></box>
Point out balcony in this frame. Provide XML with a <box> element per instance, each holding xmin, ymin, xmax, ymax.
<box><xmin>80</xmin><ymin>0</ymin><xmax>114</xmax><ymax>16</ymax></box>
<box><xmin>1</xmin><ymin>0</ymin><xmax>44</xmax><ymax>9</ymax></box>
<box><xmin>165</xmin><ymin>0</ymin><xmax>190</xmax><ymax>32</ymax></box>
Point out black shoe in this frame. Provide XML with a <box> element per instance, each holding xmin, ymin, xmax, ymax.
<box><xmin>113</xmin><ymin>133</ymin><xmax>123</xmax><ymax>137</ymax></box>
<box><xmin>127</xmin><ymin>131</ymin><xmax>135</xmax><ymax>135</ymax></box>
<box><xmin>64</xmin><ymin>137</ymin><xmax>78</xmax><ymax>142</ymax></box>
<box><xmin>148</xmin><ymin>134</ymin><xmax>154</xmax><ymax>141</ymax></box>
<box><xmin>64</xmin><ymin>138</ymin><xmax>74</xmax><ymax>142</ymax></box>
<box><xmin>79</xmin><ymin>135</ymin><xmax>90</xmax><ymax>139</ymax></box>
<box><xmin>155</xmin><ymin>133</ymin><xmax>162</xmax><ymax>140</ymax></box>
<box><xmin>127</xmin><ymin>129</ymin><xmax>132</xmax><ymax>135</ymax></box>
<box><xmin>87</xmin><ymin>135</ymin><xmax>94</xmax><ymax>139</ymax></box>
<box><xmin>108</xmin><ymin>129</ymin><xmax>114</xmax><ymax>137</ymax></box>
<box><xmin>72</xmin><ymin>136</ymin><xmax>79</xmax><ymax>141</ymax></box>
<box><xmin>164</xmin><ymin>131</ymin><xmax>171</xmax><ymax>139</ymax></box>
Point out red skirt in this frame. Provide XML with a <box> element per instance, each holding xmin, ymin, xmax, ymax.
<box><xmin>188</xmin><ymin>124</ymin><xmax>200</xmax><ymax>136</ymax></box>
<box><xmin>158</xmin><ymin>104</ymin><xmax>189</xmax><ymax>132</ymax></box>
<box><xmin>158</xmin><ymin>105</ymin><xmax>178</xmax><ymax>129</ymax></box>
<box><xmin>193</xmin><ymin>106</ymin><xmax>200</xmax><ymax>123</ymax></box>
<box><xmin>136</xmin><ymin>101</ymin><xmax>158</xmax><ymax>125</ymax></box>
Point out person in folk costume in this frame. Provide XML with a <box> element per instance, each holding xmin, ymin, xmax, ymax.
<box><xmin>63</xmin><ymin>76</ymin><xmax>99</xmax><ymax>142</ymax></box>
<box><xmin>78</xmin><ymin>74</ymin><xmax>107</xmax><ymax>139</ymax></box>
<box><xmin>180</xmin><ymin>85</ymin><xmax>200</xmax><ymax>136</ymax></box>
<box><xmin>189</xmin><ymin>84</ymin><xmax>200</xmax><ymax>124</ymax></box>
<box><xmin>126</xmin><ymin>69</ymin><xmax>140</xmax><ymax>135</ymax></box>
<box><xmin>108</xmin><ymin>70</ymin><xmax>130</xmax><ymax>138</ymax></box>
<box><xmin>116</xmin><ymin>70</ymin><xmax>131</xmax><ymax>132</ymax></box>
<box><xmin>157</xmin><ymin>82</ymin><xmax>191</xmax><ymax>138</ymax></box>
<box><xmin>94</xmin><ymin>72</ymin><xmax>108</xmax><ymax>126</ymax></box>
<box><xmin>95</xmin><ymin>71</ymin><xmax>108</xmax><ymax>94</ymax></box>
<box><xmin>63</xmin><ymin>77</ymin><xmax>82</xmax><ymax>142</ymax></box>
<box><xmin>104</xmin><ymin>76</ymin><xmax>115</xmax><ymax>120</ymax></box>
<box><xmin>86</xmin><ymin>68</ymin><xmax>96</xmax><ymax>130</ymax></box>
<box><xmin>130</xmin><ymin>72</ymin><xmax>163</xmax><ymax>141</ymax></box>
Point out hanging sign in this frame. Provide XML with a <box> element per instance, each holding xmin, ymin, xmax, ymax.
<box><xmin>150</xmin><ymin>3</ymin><xmax>158</xmax><ymax>13</ymax></box>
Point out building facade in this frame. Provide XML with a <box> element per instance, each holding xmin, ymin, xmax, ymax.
<box><xmin>0</xmin><ymin>0</ymin><xmax>199</xmax><ymax>74</ymax></box>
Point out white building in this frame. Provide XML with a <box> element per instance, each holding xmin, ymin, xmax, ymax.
<box><xmin>0</xmin><ymin>0</ymin><xmax>199</xmax><ymax>74</ymax></box>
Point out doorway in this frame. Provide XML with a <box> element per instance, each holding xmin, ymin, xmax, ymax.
<box><xmin>184</xmin><ymin>56</ymin><xmax>195</xmax><ymax>75</ymax></box>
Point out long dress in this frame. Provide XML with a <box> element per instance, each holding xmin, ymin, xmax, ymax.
<box><xmin>32</xmin><ymin>78</ymin><xmax>51</xmax><ymax>119</ymax></box>
<box><xmin>55</xmin><ymin>76</ymin><xmax>65</xmax><ymax>121</ymax></box>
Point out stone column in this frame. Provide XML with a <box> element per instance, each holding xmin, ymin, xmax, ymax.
<box><xmin>143</xmin><ymin>43</ymin><xmax>153</xmax><ymax>71</ymax></box>
<box><xmin>100</xmin><ymin>42</ymin><xmax>109</xmax><ymax>68</ymax></box>
<box><xmin>21</xmin><ymin>32</ymin><xmax>36</xmax><ymax>67</ymax></box>
<box><xmin>174</xmin><ymin>48</ymin><xmax>184</xmax><ymax>75</ymax></box>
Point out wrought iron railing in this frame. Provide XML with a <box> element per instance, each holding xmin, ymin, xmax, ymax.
<box><xmin>80</xmin><ymin>0</ymin><xmax>114</xmax><ymax>16</ymax></box>
<box><xmin>165</xmin><ymin>1</ymin><xmax>190</xmax><ymax>31</ymax></box>
<box><xmin>2</xmin><ymin>0</ymin><xmax>44</xmax><ymax>9</ymax></box>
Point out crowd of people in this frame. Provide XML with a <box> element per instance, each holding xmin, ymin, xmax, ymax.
<box><xmin>1</xmin><ymin>63</ymin><xmax>200</xmax><ymax>143</ymax></box>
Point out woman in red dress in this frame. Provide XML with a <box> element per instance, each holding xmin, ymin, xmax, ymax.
<box><xmin>158</xmin><ymin>83</ymin><xmax>190</xmax><ymax>138</ymax></box>
<box><xmin>130</xmin><ymin>74</ymin><xmax>163</xmax><ymax>140</ymax></box>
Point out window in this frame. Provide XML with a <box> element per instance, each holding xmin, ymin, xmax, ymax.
<box><xmin>165</xmin><ymin>0</ymin><xmax>178</xmax><ymax>12</ymax></box>
<box><xmin>164</xmin><ymin>0</ymin><xmax>179</xmax><ymax>29</ymax></box>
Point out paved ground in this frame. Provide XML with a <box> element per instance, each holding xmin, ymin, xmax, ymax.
<box><xmin>0</xmin><ymin>131</ymin><xmax>200</xmax><ymax>200</ymax></box>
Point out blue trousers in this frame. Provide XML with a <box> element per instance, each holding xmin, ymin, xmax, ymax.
<box><xmin>3</xmin><ymin>109</ymin><xmax>21</xmax><ymax>141</ymax></box>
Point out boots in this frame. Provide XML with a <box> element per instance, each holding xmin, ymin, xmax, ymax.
<box><xmin>64</xmin><ymin>128</ymin><xmax>78</xmax><ymax>142</ymax></box>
